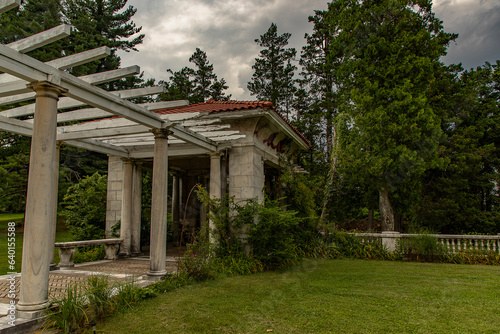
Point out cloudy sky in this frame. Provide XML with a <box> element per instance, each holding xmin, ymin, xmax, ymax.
<box><xmin>119</xmin><ymin>0</ymin><xmax>500</xmax><ymax>100</ymax></box>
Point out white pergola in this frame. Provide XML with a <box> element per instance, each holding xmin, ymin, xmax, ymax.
<box><xmin>0</xmin><ymin>0</ymin><xmax>240</xmax><ymax>318</ymax></box>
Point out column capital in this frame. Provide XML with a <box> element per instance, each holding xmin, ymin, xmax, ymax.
<box><xmin>150</xmin><ymin>128</ymin><xmax>172</xmax><ymax>139</ymax></box>
<box><xmin>27</xmin><ymin>81</ymin><xmax>68</xmax><ymax>99</ymax></box>
<box><xmin>121</xmin><ymin>157</ymin><xmax>134</xmax><ymax>165</ymax></box>
<box><xmin>209</xmin><ymin>151</ymin><xmax>222</xmax><ymax>159</ymax></box>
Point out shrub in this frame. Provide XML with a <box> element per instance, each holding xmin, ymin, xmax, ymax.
<box><xmin>399</xmin><ymin>234</ymin><xmax>449</xmax><ymax>262</ymax></box>
<box><xmin>248</xmin><ymin>200</ymin><xmax>303</xmax><ymax>270</ymax></box>
<box><xmin>176</xmin><ymin>238</ymin><xmax>215</xmax><ymax>282</ymax></box>
<box><xmin>61</xmin><ymin>172</ymin><xmax>108</xmax><ymax>240</ymax></box>
<box><xmin>73</xmin><ymin>245</ymin><xmax>106</xmax><ymax>264</ymax></box>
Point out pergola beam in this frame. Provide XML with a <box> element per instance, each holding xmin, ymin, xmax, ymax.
<box><xmin>0</xmin><ymin>46</ymin><xmax>111</xmax><ymax>84</ymax></box>
<box><xmin>0</xmin><ymin>85</ymin><xmax>166</xmax><ymax>117</ymax></box>
<box><xmin>0</xmin><ymin>44</ymin><xmax>165</xmax><ymax>128</ymax></box>
<box><xmin>65</xmin><ymin>139</ymin><xmax>129</xmax><ymax>158</ymax></box>
<box><xmin>7</xmin><ymin>24</ymin><xmax>71</xmax><ymax>53</ymax></box>
<box><xmin>0</xmin><ymin>0</ymin><xmax>20</xmax><ymax>13</ymax></box>
<box><xmin>0</xmin><ymin>65</ymin><xmax>141</xmax><ymax>106</ymax></box>
<box><xmin>48</xmin><ymin>100</ymin><xmax>188</xmax><ymax>123</ymax></box>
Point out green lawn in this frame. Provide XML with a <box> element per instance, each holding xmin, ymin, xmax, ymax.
<box><xmin>0</xmin><ymin>213</ymin><xmax>72</xmax><ymax>275</ymax></box>
<box><xmin>98</xmin><ymin>259</ymin><xmax>500</xmax><ymax>333</ymax></box>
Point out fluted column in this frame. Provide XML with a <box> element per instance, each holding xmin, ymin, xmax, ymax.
<box><xmin>18</xmin><ymin>81</ymin><xmax>67</xmax><ymax>318</ymax></box>
<box><xmin>148</xmin><ymin>128</ymin><xmax>170</xmax><ymax>276</ymax></box>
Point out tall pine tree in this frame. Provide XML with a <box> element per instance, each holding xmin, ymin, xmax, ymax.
<box><xmin>160</xmin><ymin>48</ymin><xmax>230</xmax><ymax>104</ymax></box>
<box><xmin>331</xmin><ymin>0</ymin><xmax>457</xmax><ymax>231</ymax></box>
<box><xmin>247</xmin><ymin>23</ymin><xmax>297</xmax><ymax>117</ymax></box>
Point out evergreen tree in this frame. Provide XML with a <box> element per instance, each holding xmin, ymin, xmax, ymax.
<box><xmin>0</xmin><ymin>0</ymin><xmax>64</xmax><ymax>61</ymax></box>
<box><xmin>329</xmin><ymin>0</ymin><xmax>457</xmax><ymax>231</ymax></box>
<box><xmin>415</xmin><ymin>61</ymin><xmax>500</xmax><ymax>234</ymax></box>
<box><xmin>62</xmin><ymin>0</ymin><xmax>145</xmax><ymax>81</ymax></box>
<box><xmin>247</xmin><ymin>23</ymin><xmax>297</xmax><ymax>117</ymax></box>
<box><xmin>159</xmin><ymin>48</ymin><xmax>230</xmax><ymax>104</ymax></box>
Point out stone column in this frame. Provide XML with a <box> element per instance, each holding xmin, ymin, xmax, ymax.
<box><xmin>209</xmin><ymin>152</ymin><xmax>222</xmax><ymax>243</ymax></box>
<box><xmin>18</xmin><ymin>81</ymin><xmax>67</xmax><ymax>318</ymax></box>
<box><xmin>49</xmin><ymin>142</ymin><xmax>62</xmax><ymax>269</ymax></box>
<box><xmin>171</xmin><ymin>174</ymin><xmax>180</xmax><ymax>246</ymax></box>
<box><xmin>119</xmin><ymin>158</ymin><xmax>133</xmax><ymax>257</ymax></box>
<box><xmin>131</xmin><ymin>161</ymin><xmax>143</xmax><ymax>256</ymax></box>
<box><xmin>148</xmin><ymin>129</ymin><xmax>170</xmax><ymax>276</ymax></box>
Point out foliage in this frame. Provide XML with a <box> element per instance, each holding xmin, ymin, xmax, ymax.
<box><xmin>85</xmin><ymin>275</ymin><xmax>115</xmax><ymax>320</ymax></box>
<box><xmin>61</xmin><ymin>172</ymin><xmax>108</xmax><ymax>240</ymax></box>
<box><xmin>115</xmin><ymin>281</ymin><xmax>158</xmax><ymax>311</ymax></box>
<box><xmin>248</xmin><ymin>200</ymin><xmax>303</xmax><ymax>270</ymax></box>
<box><xmin>62</xmin><ymin>0</ymin><xmax>144</xmax><ymax>82</ymax></box>
<box><xmin>327</xmin><ymin>0</ymin><xmax>457</xmax><ymax>230</ymax></box>
<box><xmin>159</xmin><ymin>48</ymin><xmax>230</xmax><ymax>103</ymax></box>
<box><xmin>45</xmin><ymin>283</ymin><xmax>88</xmax><ymax>334</ymax></box>
<box><xmin>73</xmin><ymin>245</ymin><xmax>106</xmax><ymax>264</ymax></box>
<box><xmin>45</xmin><ymin>275</ymin><xmax>159</xmax><ymax>333</ymax></box>
<box><xmin>414</xmin><ymin>61</ymin><xmax>500</xmax><ymax>234</ymax></box>
<box><xmin>398</xmin><ymin>234</ymin><xmax>448</xmax><ymax>262</ymax></box>
<box><xmin>248</xmin><ymin>23</ymin><xmax>297</xmax><ymax>117</ymax></box>
<box><xmin>176</xmin><ymin>238</ymin><xmax>215</xmax><ymax>282</ymax></box>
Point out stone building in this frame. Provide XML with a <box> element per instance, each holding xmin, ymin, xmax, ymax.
<box><xmin>105</xmin><ymin>98</ymin><xmax>311</xmax><ymax>253</ymax></box>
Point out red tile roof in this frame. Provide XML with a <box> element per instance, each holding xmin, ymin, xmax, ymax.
<box><xmin>155</xmin><ymin>99</ymin><xmax>311</xmax><ymax>148</ymax></box>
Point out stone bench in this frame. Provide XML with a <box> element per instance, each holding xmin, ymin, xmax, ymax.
<box><xmin>54</xmin><ymin>238</ymin><xmax>123</xmax><ymax>268</ymax></box>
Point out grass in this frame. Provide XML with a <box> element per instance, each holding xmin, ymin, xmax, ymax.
<box><xmin>0</xmin><ymin>213</ymin><xmax>72</xmax><ymax>275</ymax></box>
<box><xmin>97</xmin><ymin>259</ymin><xmax>500</xmax><ymax>333</ymax></box>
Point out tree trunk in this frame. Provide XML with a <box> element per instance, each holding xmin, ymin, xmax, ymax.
<box><xmin>379</xmin><ymin>187</ymin><xmax>394</xmax><ymax>231</ymax></box>
<box><xmin>368</xmin><ymin>210</ymin><xmax>374</xmax><ymax>231</ymax></box>
<box><xmin>320</xmin><ymin>123</ymin><xmax>338</xmax><ymax>221</ymax></box>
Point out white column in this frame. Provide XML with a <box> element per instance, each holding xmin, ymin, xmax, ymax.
<box><xmin>148</xmin><ymin>129</ymin><xmax>169</xmax><ymax>276</ymax></box>
<box><xmin>18</xmin><ymin>81</ymin><xmax>67</xmax><ymax>318</ymax></box>
<box><xmin>119</xmin><ymin>158</ymin><xmax>133</xmax><ymax>257</ymax></box>
<box><xmin>49</xmin><ymin>142</ymin><xmax>62</xmax><ymax>268</ymax></box>
<box><xmin>209</xmin><ymin>152</ymin><xmax>222</xmax><ymax>243</ymax></box>
<box><xmin>131</xmin><ymin>161</ymin><xmax>143</xmax><ymax>256</ymax></box>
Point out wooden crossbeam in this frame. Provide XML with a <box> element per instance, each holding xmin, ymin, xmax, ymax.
<box><xmin>0</xmin><ymin>86</ymin><xmax>166</xmax><ymax>117</ymax></box>
<box><xmin>7</xmin><ymin>24</ymin><xmax>71</xmax><ymax>53</ymax></box>
<box><xmin>0</xmin><ymin>0</ymin><xmax>20</xmax><ymax>13</ymax></box>
<box><xmin>0</xmin><ymin>46</ymin><xmax>111</xmax><ymax>84</ymax></box>
<box><xmin>0</xmin><ymin>66</ymin><xmax>141</xmax><ymax>105</ymax></box>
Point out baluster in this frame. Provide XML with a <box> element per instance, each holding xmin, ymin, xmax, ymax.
<box><xmin>445</xmin><ymin>239</ymin><xmax>450</xmax><ymax>252</ymax></box>
<box><xmin>474</xmin><ymin>239</ymin><xmax>478</xmax><ymax>251</ymax></box>
<box><xmin>457</xmin><ymin>239</ymin><xmax>461</xmax><ymax>252</ymax></box>
<box><xmin>486</xmin><ymin>240</ymin><xmax>491</xmax><ymax>251</ymax></box>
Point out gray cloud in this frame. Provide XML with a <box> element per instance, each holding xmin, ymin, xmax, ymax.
<box><xmin>120</xmin><ymin>0</ymin><xmax>499</xmax><ymax>100</ymax></box>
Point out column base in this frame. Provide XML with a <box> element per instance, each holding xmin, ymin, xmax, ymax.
<box><xmin>16</xmin><ymin>300</ymin><xmax>50</xmax><ymax>319</ymax></box>
<box><xmin>147</xmin><ymin>270</ymin><xmax>167</xmax><ymax>277</ymax></box>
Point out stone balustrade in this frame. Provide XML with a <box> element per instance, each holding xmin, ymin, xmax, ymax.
<box><xmin>353</xmin><ymin>232</ymin><xmax>500</xmax><ymax>253</ymax></box>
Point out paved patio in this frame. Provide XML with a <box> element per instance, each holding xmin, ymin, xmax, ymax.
<box><xmin>0</xmin><ymin>250</ymin><xmax>184</xmax><ymax>333</ymax></box>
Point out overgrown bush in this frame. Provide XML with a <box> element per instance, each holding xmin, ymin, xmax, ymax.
<box><xmin>176</xmin><ymin>238</ymin><xmax>215</xmax><ymax>282</ymax></box>
<box><xmin>61</xmin><ymin>172</ymin><xmax>108</xmax><ymax>241</ymax></box>
<box><xmin>248</xmin><ymin>200</ymin><xmax>303</xmax><ymax>270</ymax></box>
<box><xmin>73</xmin><ymin>245</ymin><xmax>106</xmax><ymax>264</ymax></box>
<box><xmin>398</xmin><ymin>234</ymin><xmax>449</xmax><ymax>262</ymax></box>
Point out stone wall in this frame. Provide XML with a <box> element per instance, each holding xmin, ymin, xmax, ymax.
<box><xmin>106</xmin><ymin>156</ymin><xmax>123</xmax><ymax>236</ymax></box>
<box><xmin>228</xmin><ymin>145</ymin><xmax>265</xmax><ymax>203</ymax></box>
